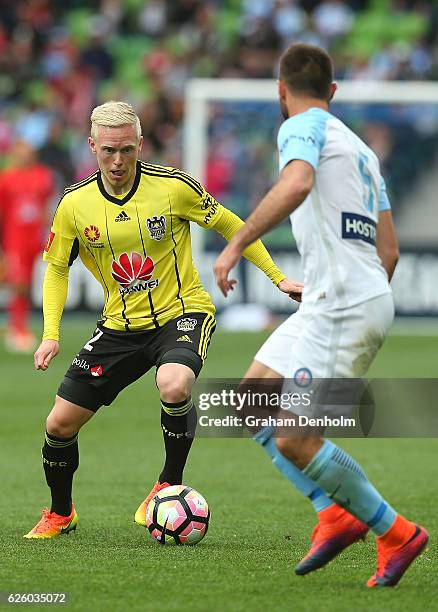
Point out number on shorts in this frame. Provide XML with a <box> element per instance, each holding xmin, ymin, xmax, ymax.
<box><xmin>84</xmin><ymin>328</ymin><xmax>103</xmax><ymax>352</ymax></box>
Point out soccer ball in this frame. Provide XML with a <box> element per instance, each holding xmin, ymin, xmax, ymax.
<box><xmin>146</xmin><ymin>485</ymin><xmax>210</xmax><ymax>545</ymax></box>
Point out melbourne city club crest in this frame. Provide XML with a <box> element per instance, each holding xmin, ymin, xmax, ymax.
<box><xmin>111</xmin><ymin>252</ymin><xmax>159</xmax><ymax>295</ymax></box>
<box><xmin>146</xmin><ymin>215</ymin><xmax>166</xmax><ymax>241</ymax></box>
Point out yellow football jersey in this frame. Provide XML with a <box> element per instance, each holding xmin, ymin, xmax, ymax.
<box><xmin>43</xmin><ymin>162</ymin><xmax>230</xmax><ymax>330</ymax></box>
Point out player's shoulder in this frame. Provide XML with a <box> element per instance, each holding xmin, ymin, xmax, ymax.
<box><xmin>139</xmin><ymin>161</ymin><xmax>204</xmax><ymax>196</ymax></box>
<box><xmin>278</xmin><ymin>108</ymin><xmax>332</xmax><ymax>148</ymax></box>
<box><xmin>62</xmin><ymin>171</ymin><xmax>99</xmax><ymax>200</ymax></box>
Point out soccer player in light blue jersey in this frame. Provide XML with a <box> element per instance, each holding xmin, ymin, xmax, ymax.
<box><xmin>215</xmin><ymin>43</ymin><xmax>428</xmax><ymax>588</ymax></box>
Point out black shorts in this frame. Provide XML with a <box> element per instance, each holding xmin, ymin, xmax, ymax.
<box><xmin>57</xmin><ymin>312</ymin><xmax>216</xmax><ymax>412</ymax></box>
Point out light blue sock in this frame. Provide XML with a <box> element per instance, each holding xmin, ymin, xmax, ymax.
<box><xmin>303</xmin><ymin>440</ymin><xmax>397</xmax><ymax>535</ymax></box>
<box><xmin>254</xmin><ymin>427</ymin><xmax>333</xmax><ymax>514</ymax></box>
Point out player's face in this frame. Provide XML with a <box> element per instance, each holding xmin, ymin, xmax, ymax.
<box><xmin>89</xmin><ymin>125</ymin><xmax>143</xmax><ymax>194</ymax></box>
<box><xmin>11</xmin><ymin>139</ymin><xmax>36</xmax><ymax>167</ymax></box>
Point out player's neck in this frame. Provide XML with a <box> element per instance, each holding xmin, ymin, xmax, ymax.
<box><xmin>287</xmin><ymin>97</ymin><xmax>328</xmax><ymax>118</ymax></box>
<box><xmin>101</xmin><ymin>173</ymin><xmax>135</xmax><ymax>196</ymax></box>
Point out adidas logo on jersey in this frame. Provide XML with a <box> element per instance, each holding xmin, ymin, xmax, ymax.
<box><xmin>115</xmin><ymin>211</ymin><xmax>131</xmax><ymax>222</ymax></box>
<box><xmin>177</xmin><ymin>335</ymin><xmax>193</xmax><ymax>343</ymax></box>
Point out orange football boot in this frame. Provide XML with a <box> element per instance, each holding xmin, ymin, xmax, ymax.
<box><xmin>134</xmin><ymin>481</ymin><xmax>170</xmax><ymax>526</ymax></box>
<box><xmin>295</xmin><ymin>505</ymin><xmax>368</xmax><ymax>575</ymax></box>
<box><xmin>367</xmin><ymin>515</ymin><xmax>429</xmax><ymax>587</ymax></box>
<box><xmin>23</xmin><ymin>505</ymin><xmax>77</xmax><ymax>539</ymax></box>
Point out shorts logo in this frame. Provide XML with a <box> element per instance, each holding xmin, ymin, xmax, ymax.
<box><xmin>44</xmin><ymin>231</ymin><xmax>55</xmax><ymax>252</ymax></box>
<box><xmin>90</xmin><ymin>365</ymin><xmax>103</xmax><ymax>377</ymax></box>
<box><xmin>177</xmin><ymin>318</ymin><xmax>197</xmax><ymax>332</ymax></box>
<box><xmin>72</xmin><ymin>357</ymin><xmax>89</xmax><ymax>370</ymax></box>
<box><xmin>111</xmin><ymin>251</ymin><xmax>159</xmax><ymax>295</ymax></box>
<box><xmin>294</xmin><ymin>367</ymin><xmax>313</xmax><ymax>387</ymax></box>
<box><xmin>342</xmin><ymin>212</ymin><xmax>376</xmax><ymax>246</ymax></box>
<box><xmin>146</xmin><ymin>215</ymin><xmax>166</xmax><ymax>241</ymax></box>
<box><xmin>177</xmin><ymin>335</ymin><xmax>193</xmax><ymax>343</ymax></box>
<box><xmin>85</xmin><ymin>225</ymin><xmax>101</xmax><ymax>242</ymax></box>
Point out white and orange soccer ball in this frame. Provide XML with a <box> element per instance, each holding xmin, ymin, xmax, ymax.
<box><xmin>146</xmin><ymin>485</ymin><xmax>210</xmax><ymax>545</ymax></box>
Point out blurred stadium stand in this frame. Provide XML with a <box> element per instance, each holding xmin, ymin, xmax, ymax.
<box><xmin>1</xmin><ymin>1</ymin><xmax>438</xmax><ymax>196</ymax></box>
<box><xmin>1</xmin><ymin>0</ymin><xmax>438</xmax><ymax>318</ymax></box>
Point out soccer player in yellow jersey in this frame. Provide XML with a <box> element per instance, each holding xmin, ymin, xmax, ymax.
<box><xmin>24</xmin><ymin>101</ymin><xmax>302</xmax><ymax>538</ymax></box>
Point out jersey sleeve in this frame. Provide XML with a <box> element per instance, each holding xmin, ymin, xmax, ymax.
<box><xmin>42</xmin><ymin>263</ymin><xmax>69</xmax><ymax>341</ymax></box>
<box><xmin>175</xmin><ymin>176</ymin><xmax>226</xmax><ymax>230</ymax></box>
<box><xmin>43</xmin><ymin>194</ymin><xmax>79</xmax><ymax>266</ymax></box>
<box><xmin>277</xmin><ymin>112</ymin><xmax>327</xmax><ymax>172</ymax></box>
<box><xmin>378</xmin><ymin>176</ymin><xmax>391</xmax><ymax>212</ymax></box>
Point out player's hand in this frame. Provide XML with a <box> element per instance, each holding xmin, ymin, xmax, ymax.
<box><xmin>34</xmin><ymin>339</ymin><xmax>59</xmax><ymax>371</ymax></box>
<box><xmin>214</xmin><ymin>242</ymin><xmax>242</xmax><ymax>297</ymax></box>
<box><xmin>278</xmin><ymin>278</ymin><xmax>304</xmax><ymax>302</ymax></box>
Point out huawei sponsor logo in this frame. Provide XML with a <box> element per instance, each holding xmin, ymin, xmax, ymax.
<box><xmin>111</xmin><ymin>252</ymin><xmax>159</xmax><ymax>295</ymax></box>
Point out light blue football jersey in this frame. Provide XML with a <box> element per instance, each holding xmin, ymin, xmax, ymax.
<box><xmin>278</xmin><ymin>107</ymin><xmax>392</xmax><ymax>308</ymax></box>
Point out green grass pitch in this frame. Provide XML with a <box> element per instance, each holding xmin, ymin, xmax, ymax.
<box><xmin>0</xmin><ymin>318</ymin><xmax>436</xmax><ymax>611</ymax></box>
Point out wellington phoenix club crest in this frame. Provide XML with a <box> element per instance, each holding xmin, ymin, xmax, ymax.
<box><xmin>146</xmin><ymin>215</ymin><xmax>166</xmax><ymax>241</ymax></box>
<box><xmin>111</xmin><ymin>252</ymin><xmax>159</xmax><ymax>295</ymax></box>
<box><xmin>177</xmin><ymin>318</ymin><xmax>197</xmax><ymax>332</ymax></box>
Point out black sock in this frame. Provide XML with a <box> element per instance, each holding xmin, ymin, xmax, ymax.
<box><xmin>159</xmin><ymin>397</ymin><xmax>197</xmax><ymax>485</ymax></box>
<box><xmin>42</xmin><ymin>431</ymin><xmax>79</xmax><ymax>516</ymax></box>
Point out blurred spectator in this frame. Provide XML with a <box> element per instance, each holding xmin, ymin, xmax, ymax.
<box><xmin>273</xmin><ymin>0</ymin><xmax>307</xmax><ymax>45</ymax></box>
<box><xmin>0</xmin><ymin>139</ymin><xmax>54</xmax><ymax>351</ymax></box>
<box><xmin>139</xmin><ymin>1</ymin><xmax>167</xmax><ymax>37</ymax></box>
<box><xmin>312</xmin><ymin>0</ymin><xmax>354</xmax><ymax>42</ymax></box>
<box><xmin>80</xmin><ymin>33</ymin><xmax>114</xmax><ymax>81</ymax></box>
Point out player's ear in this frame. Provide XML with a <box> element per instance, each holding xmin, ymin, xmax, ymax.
<box><xmin>88</xmin><ymin>136</ymin><xmax>97</xmax><ymax>155</ymax></box>
<box><xmin>278</xmin><ymin>79</ymin><xmax>287</xmax><ymax>100</ymax></box>
<box><xmin>328</xmin><ymin>82</ymin><xmax>337</xmax><ymax>102</ymax></box>
<box><xmin>138</xmin><ymin>135</ymin><xmax>144</xmax><ymax>152</ymax></box>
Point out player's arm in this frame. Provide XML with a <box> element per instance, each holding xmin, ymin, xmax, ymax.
<box><xmin>376</xmin><ymin>211</ymin><xmax>399</xmax><ymax>281</ymax></box>
<box><xmin>376</xmin><ymin>177</ymin><xmax>399</xmax><ymax>282</ymax></box>
<box><xmin>34</xmin><ymin>194</ymin><xmax>78</xmax><ymax>371</ymax></box>
<box><xmin>214</xmin><ymin>112</ymin><xmax>323</xmax><ymax>295</ymax></box>
<box><xmin>214</xmin><ymin>161</ymin><xmax>313</xmax><ymax>295</ymax></box>
<box><xmin>34</xmin><ymin>263</ymin><xmax>69</xmax><ymax>370</ymax></box>
<box><xmin>209</xmin><ymin>197</ymin><xmax>305</xmax><ymax>298</ymax></box>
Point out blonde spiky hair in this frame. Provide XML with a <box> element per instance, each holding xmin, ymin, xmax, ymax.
<box><xmin>90</xmin><ymin>101</ymin><xmax>142</xmax><ymax>141</ymax></box>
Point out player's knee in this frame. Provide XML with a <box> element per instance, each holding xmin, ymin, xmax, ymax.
<box><xmin>157</xmin><ymin>373</ymin><xmax>192</xmax><ymax>404</ymax></box>
<box><xmin>275</xmin><ymin>437</ymin><xmax>307</xmax><ymax>468</ymax></box>
<box><xmin>45</xmin><ymin>414</ymin><xmax>78</xmax><ymax>439</ymax></box>
<box><xmin>276</xmin><ymin>436</ymin><xmax>322</xmax><ymax>470</ymax></box>
<box><xmin>46</xmin><ymin>402</ymin><xmax>81</xmax><ymax>439</ymax></box>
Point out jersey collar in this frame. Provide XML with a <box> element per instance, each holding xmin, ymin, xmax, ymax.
<box><xmin>97</xmin><ymin>161</ymin><xmax>141</xmax><ymax>206</ymax></box>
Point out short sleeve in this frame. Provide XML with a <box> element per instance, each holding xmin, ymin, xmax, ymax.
<box><xmin>176</xmin><ymin>177</ymin><xmax>225</xmax><ymax>229</ymax></box>
<box><xmin>43</xmin><ymin>194</ymin><xmax>78</xmax><ymax>266</ymax></box>
<box><xmin>378</xmin><ymin>176</ymin><xmax>391</xmax><ymax>212</ymax></box>
<box><xmin>277</xmin><ymin>110</ymin><xmax>328</xmax><ymax>172</ymax></box>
